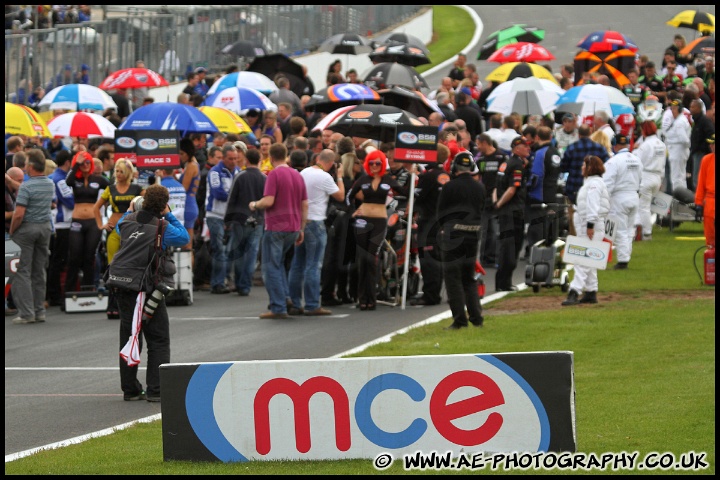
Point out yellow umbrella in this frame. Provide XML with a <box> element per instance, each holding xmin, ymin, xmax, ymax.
<box><xmin>198</xmin><ymin>106</ymin><xmax>252</xmax><ymax>135</ymax></box>
<box><xmin>5</xmin><ymin>102</ymin><xmax>52</xmax><ymax>138</ymax></box>
<box><xmin>667</xmin><ymin>10</ymin><xmax>715</xmax><ymax>34</ymax></box>
<box><xmin>485</xmin><ymin>62</ymin><xmax>559</xmax><ymax>85</ymax></box>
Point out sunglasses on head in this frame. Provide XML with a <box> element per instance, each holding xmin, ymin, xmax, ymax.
<box><xmin>368</xmin><ymin>160</ymin><xmax>383</xmax><ymax>166</ymax></box>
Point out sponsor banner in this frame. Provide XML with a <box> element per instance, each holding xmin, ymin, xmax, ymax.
<box><xmin>650</xmin><ymin>192</ymin><xmax>673</xmax><ymax>216</ymax></box>
<box><xmin>160</xmin><ymin>352</ymin><xmax>576</xmax><ymax>462</ymax></box>
<box><xmin>562</xmin><ymin>235</ymin><xmax>611</xmax><ymax>270</ymax></box>
<box><xmin>395</xmin><ymin>125</ymin><xmax>438</xmax><ymax>164</ymax></box>
<box><xmin>115</xmin><ymin>130</ymin><xmax>180</xmax><ymax>170</ymax></box>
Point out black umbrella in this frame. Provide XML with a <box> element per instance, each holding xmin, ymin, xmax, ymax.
<box><xmin>325</xmin><ymin>104</ymin><xmax>422</xmax><ymax>142</ymax></box>
<box><xmin>220</xmin><ymin>40</ymin><xmax>270</xmax><ymax>57</ymax></box>
<box><xmin>368</xmin><ymin>41</ymin><xmax>431</xmax><ymax>67</ymax></box>
<box><xmin>372</xmin><ymin>32</ymin><xmax>430</xmax><ymax>55</ymax></box>
<box><xmin>378</xmin><ymin>86</ymin><xmax>442</xmax><ymax>119</ymax></box>
<box><xmin>304</xmin><ymin>83</ymin><xmax>382</xmax><ymax>114</ymax></box>
<box><xmin>246</xmin><ymin>53</ymin><xmax>310</xmax><ymax>98</ymax></box>
<box><xmin>318</xmin><ymin>32</ymin><xmax>373</xmax><ymax>55</ymax></box>
<box><xmin>363</xmin><ymin>62</ymin><xmax>429</xmax><ymax>91</ymax></box>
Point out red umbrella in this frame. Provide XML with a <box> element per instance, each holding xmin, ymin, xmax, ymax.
<box><xmin>577</xmin><ymin>30</ymin><xmax>638</xmax><ymax>53</ymax></box>
<box><xmin>487</xmin><ymin>42</ymin><xmax>556</xmax><ymax>63</ymax></box>
<box><xmin>48</xmin><ymin>112</ymin><xmax>117</xmax><ymax>138</ymax></box>
<box><xmin>99</xmin><ymin>68</ymin><xmax>169</xmax><ymax>90</ymax></box>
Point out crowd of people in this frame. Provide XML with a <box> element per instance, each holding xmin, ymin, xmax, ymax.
<box><xmin>5</xmin><ymin>19</ymin><xmax>716</xmax><ymax>402</ymax></box>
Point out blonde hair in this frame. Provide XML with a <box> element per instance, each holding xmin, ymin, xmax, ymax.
<box><xmin>44</xmin><ymin>159</ymin><xmax>57</xmax><ymax>175</ymax></box>
<box><xmin>590</xmin><ymin>130</ymin><xmax>613</xmax><ymax>157</ymax></box>
<box><xmin>340</xmin><ymin>152</ymin><xmax>358</xmax><ymax>179</ymax></box>
<box><xmin>113</xmin><ymin>158</ymin><xmax>136</xmax><ymax>184</ymax></box>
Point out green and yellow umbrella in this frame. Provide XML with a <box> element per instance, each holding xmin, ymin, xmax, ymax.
<box><xmin>198</xmin><ymin>106</ymin><xmax>252</xmax><ymax>135</ymax></box>
<box><xmin>667</xmin><ymin>10</ymin><xmax>715</xmax><ymax>34</ymax></box>
<box><xmin>5</xmin><ymin>102</ymin><xmax>52</xmax><ymax>138</ymax></box>
<box><xmin>485</xmin><ymin>62</ymin><xmax>558</xmax><ymax>85</ymax></box>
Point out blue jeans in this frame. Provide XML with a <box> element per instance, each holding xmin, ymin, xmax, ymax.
<box><xmin>288</xmin><ymin>220</ymin><xmax>327</xmax><ymax>310</ymax></box>
<box><xmin>206</xmin><ymin>217</ymin><xmax>229</xmax><ymax>289</ymax></box>
<box><xmin>261</xmin><ymin>230</ymin><xmax>299</xmax><ymax>314</ymax></box>
<box><xmin>228</xmin><ymin>221</ymin><xmax>263</xmax><ymax>294</ymax></box>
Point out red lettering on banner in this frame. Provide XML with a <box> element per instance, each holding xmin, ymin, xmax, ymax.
<box><xmin>254</xmin><ymin>376</ymin><xmax>351</xmax><ymax>455</ymax></box>
<box><xmin>395</xmin><ymin>148</ymin><xmax>438</xmax><ymax>163</ymax></box>
<box><xmin>429</xmin><ymin>370</ymin><xmax>505</xmax><ymax>446</ymax></box>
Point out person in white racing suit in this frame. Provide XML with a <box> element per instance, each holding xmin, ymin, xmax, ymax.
<box><xmin>661</xmin><ymin>99</ymin><xmax>691</xmax><ymax>193</ymax></box>
<box><xmin>634</xmin><ymin>120</ymin><xmax>667</xmax><ymax>240</ymax></box>
<box><xmin>603</xmin><ymin>134</ymin><xmax>642</xmax><ymax>270</ymax></box>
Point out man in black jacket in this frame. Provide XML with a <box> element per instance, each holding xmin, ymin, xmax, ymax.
<box><xmin>437</xmin><ymin>151</ymin><xmax>485</xmax><ymax>329</ymax></box>
<box><xmin>412</xmin><ymin>143</ymin><xmax>451</xmax><ymax>306</ymax></box>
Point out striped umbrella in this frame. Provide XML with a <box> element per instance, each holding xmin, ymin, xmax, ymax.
<box><xmin>48</xmin><ymin>112</ymin><xmax>117</xmax><ymax>138</ymax></box>
<box><xmin>39</xmin><ymin>84</ymin><xmax>117</xmax><ymax>112</ymax></box>
<box><xmin>667</xmin><ymin>10</ymin><xmax>715</xmax><ymax>34</ymax></box>
<box><xmin>207</xmin><ymin>71</ymin><xmax>278</xmax><ymax>96</ymax></box>
<box><xmin>202</xmin><ymin>87</ymin><xmax>277</xmax><ymax>115</ymax></box>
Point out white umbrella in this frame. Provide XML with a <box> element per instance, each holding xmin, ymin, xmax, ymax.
<box><xmin>39</xmin><ymin>84</ymin><xmax>117</xmax><ymax>112</ymax></box>
<box><xmin>206</xmin><ymin>71</ymin><xmax>279</xmax><ymax>96</ymax></box>
<box><xmin>555</xmin><ymin>84</ymin><xmax>635</xmax><ymax>117</ymax></box>
<box><xmin>47</xmin><ymin>112</ymin><xmax>117</xmax><ymax>138</ymax></box>
<box><xmin>486</xmin><ymin>77</ymin><xmax>564</xmax><ymax>116</ymax></box>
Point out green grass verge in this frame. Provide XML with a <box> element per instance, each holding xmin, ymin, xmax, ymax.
<box><xmin>5</xmin><ymin>6</ymin><xmax>715</xmax><ymax>475</ymax></box>
<box><xmin>415</xmin><ymin>5</ymin><xmax>474</xmax><ymax>75</ymax></box>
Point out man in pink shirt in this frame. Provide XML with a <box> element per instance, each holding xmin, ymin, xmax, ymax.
<box><xmin>249</xmin><ymin>143</ymin><xmax>308</xmax><ymax>319</ymax></box>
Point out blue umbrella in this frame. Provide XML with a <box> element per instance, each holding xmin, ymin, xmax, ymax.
<box><xmin>555</xmin><ymin>84</ymin><xmax>634</xmax><ymax>117</ymax></box>
<box><xmin>206</xmin><ymin>71</ymin><xmax>279</xmax><ymax>96</ymax></box>
<box><xmin>304</xmin><ymin>83</ymin><xmax>381</xmax><ymax>113</ymax></box>
<box><xmin>119</xmin><ymin>102</ymin><xmax>218</xmax><ymax>136</ymax></box>
<box><xmin>38</xmin><ymin>84</ymin><xmax>117</xmax><ymax>112</ymax></box>
<box><xmin>202</xmin><ymin>86</ymin><xmax>277</xmax><ymax>115</ymax></box>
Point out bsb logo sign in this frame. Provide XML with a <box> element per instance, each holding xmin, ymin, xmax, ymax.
<box><xmin>160</xmin><ymin>353</ymin><xmax>575</xmax><ymax>462</ymax></box>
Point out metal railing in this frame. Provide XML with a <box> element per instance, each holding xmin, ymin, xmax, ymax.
<box><xmin>5</xmin><ymin>5</ymin><xmax>423</xmax><ymax>104</ymax></box>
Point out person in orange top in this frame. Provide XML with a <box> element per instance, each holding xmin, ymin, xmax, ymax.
<box><xmin>694</xmin><ymin>133</ymin><xmax>715</xmax><ymax>247</ymax></box>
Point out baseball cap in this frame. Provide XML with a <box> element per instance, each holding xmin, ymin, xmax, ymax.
<box><xmin>81</xmin><ymin>64</ymin><xmax>90</xmax><ymax>71</ymax></box>
<box><xmin>64</xmin><ymin>64</ymin><xmax>73</xmax><ymax>71</ymax></box>
<box><xmin>562</xmin><ymin>113</ymin><xmax>575</xmax><ymax>122</ymax></box>
<box><xmin>194</xmin><ymin>67</ymin><xmax>207</xmax><ymax>74</ymax></box>
<box><xmin>233</xmin><ymin>140</ymin><xmax>248</xmax><ymax>154</ymax></box>
<box><xmin>511</xmin><ymin>136</ymin><xmax>530</xmax><ymax>149</ymax></box>
<box><xmin>707</xmin><ymin>133</ymin><xmax>715</xmax><ymax>145</ymax></box>
<box><xmin>614</xmin><ymin>134</ymin><xmax>629</xmax><ymax>146</ymax></box>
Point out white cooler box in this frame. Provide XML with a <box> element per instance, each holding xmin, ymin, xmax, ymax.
<box><xmin>166</xmin><ymin>248</ymin><xmax>193</xmax><ymax>306</ymax></box>
<box><xmin>65</xmin><ymin>290</ymin><xmax>109</xmax><ymax>313</ymax></box>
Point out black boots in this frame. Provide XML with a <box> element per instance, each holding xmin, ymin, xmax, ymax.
<box><xmin>578</xmin><ymin>291</ymin><xmax>598</xmax><ymax>304</ymax></box>
<box><xmin>561</xmin><ymin>289</ymin><xmax>579</xmax><ymax>306</ymax></box>
<box><xmin>562</xmin><ymin>290</ymin><xmax>598</xmax><ymax>306</ymax></box>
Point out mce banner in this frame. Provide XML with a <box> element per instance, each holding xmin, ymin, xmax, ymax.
<box><xmin>159</xmin><ymin>352</ymin><xmax>576</xmax><ymax>462</ymax></box>
<box><xmin>114</xmin><ymin>129</ymin><xmax>180</xmax><ymax>170</ymax></box>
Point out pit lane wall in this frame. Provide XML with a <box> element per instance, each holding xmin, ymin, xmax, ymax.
<box><xmin>159</xmin><ymin>352</ymin><xmax>576</xmax><ymax>462</ymax></box>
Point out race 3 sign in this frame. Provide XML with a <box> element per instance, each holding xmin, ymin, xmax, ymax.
<box><xmin>159</xmin><ymin>353</ymin><xmax>575</xmax><ymax>462</ymax></box>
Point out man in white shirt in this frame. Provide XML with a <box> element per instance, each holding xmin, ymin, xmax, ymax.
<box><xmin>593</xmin><ymin>110</ymin><xmax>615</xmax><ymax>144</ymax></box>
<box><xmin>287</xmin><ymin>149</ymin><xmax>345</xmax><ymax>316</ymax></box>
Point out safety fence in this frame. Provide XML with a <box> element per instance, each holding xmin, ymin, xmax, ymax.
<box><xmin>5</xmin><ymin>5</ymin><xmax>423</xmax><ymax>104</ymax></box>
